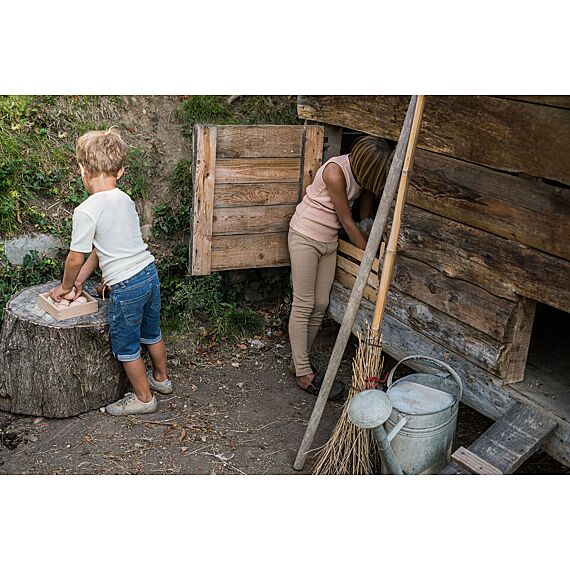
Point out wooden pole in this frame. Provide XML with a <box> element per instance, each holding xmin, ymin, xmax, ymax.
<box><xmin>371</xmin><ymin>95</ymin><xmax>426</xmax><ymax>335</ymax></box>
<box><xmin>293</xmin><ymin>96</ymin><xmax>418</xmax><ymax>471</ymax></box>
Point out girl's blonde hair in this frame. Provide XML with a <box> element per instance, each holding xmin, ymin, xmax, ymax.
<box><xmin>76</xmin><ymin>126</ymin><xmax>128</xmax><ymax>177</ymax></box>
<box><xmin>349</xmin><ymin>136</ymin><xmax>393</xmax><ymax>196</ymax></box>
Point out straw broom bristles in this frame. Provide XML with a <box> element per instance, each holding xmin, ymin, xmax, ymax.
<box><xmin>312</xmin><ymin>323</ymin><xmax>383</xmax><ymax>475</ymax></box>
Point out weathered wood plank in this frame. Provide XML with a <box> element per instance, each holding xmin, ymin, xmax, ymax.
<box><xmin>211</xmin><ymin>233</ymin><xmax>290</xmax><ymax>271</ymax></box>
<box><xmin>335</xmin><ymin>267</ymin><xmax>510</xmax><ymax>377</ymax></box>
<box><xmin>214</xmin><ymin>182</ymin><xmax>299</xmax><ymax>207</ymax></box>
<box><xmin>322</xmin><ymin>125</ymin><xmax>343</xmax><ymax>162</ymax></box>
<box><xmin>212</xmin><ymin>205</ymin><xmax>295</xmax><ymax>235</ymax></box>
<box><xmin>502</xmin><ymin>298</ymin><xmax>536</xmax><ymax>384</ymax></box>
<box><xmin>298</xmin><ymin>95</ymin><xmax>570</xmax><ymax>185</ymax></box>
<box><xmin>496</xmin><ymin>96</ymin><xmax>570</xmax><ymax>109</ymax></box>
<box><xmin>466</xmin><ymin>403</ymin><xmax>557</xmax><ymax>474</ymax></box>
<box><xmin>215</xmin><ymin>125</ymin><xmax>304</xmax><ymax>158</ymax></box>
<box><xmin>451</xmin><ymin>447</ymin><xmax>504</xmax><ymax>475</ymax></box>
<box><xmin>336</xmin><ymin>256</ymin><xmax>379</xmax><ymax>289</ymax></box>
<box><xmin>328</xmin><ymin>281</ymin><xmax>570</xmax><ymax>467</ymax></box>
<box><xmin>409</xmin><ymin>151</ymin><xmax>570</xmax><ymax>260</ymax></box>
<box><xmin>398</xmin><ymin>206</ymin><xmax>570</xmax><ymax>312</ymax></box>
<box><xmin>339</xmin><ymin>239</ymin><xmax>516</xmax><ymax>341</ymax></box>
<box><xmin>191</xmin><ymin>125</ymin><xmax>217</xmax><ymax>276</ymax></box>
<box><xmin>338</xmin><ymin>239</ymin><xmax>380</xmax><ymax>273</ymax></box>
<box><xmin>301</xmin><ymin>125</ymin><xmax>325</xmax><ymax>197</ymax></box>
<box><xmin>215</xmin><ymin>158</ymin><xmax>301</xmax><ymax>184</ymax></box>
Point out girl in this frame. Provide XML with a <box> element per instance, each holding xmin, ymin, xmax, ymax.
<box><xmin>288</xmin><ymin>135</ymin><xmax>392</xmax><ymax>399</ymax></box>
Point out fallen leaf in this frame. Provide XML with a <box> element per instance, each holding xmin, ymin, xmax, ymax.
<box><xmin>178</xmin><ymin>428</ymin><xmax>187</xmax><ymax>443</ymax></box>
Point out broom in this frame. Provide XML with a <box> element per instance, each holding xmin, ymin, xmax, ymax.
<box><xmin>313</xmin><ymin>96</ymin><xmax>426</xmax><ymax>475</ymax></box>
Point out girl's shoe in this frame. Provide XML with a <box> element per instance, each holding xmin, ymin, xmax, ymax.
<box><xmin>147</xmin><ymin>371</ymin><xmax>173</xmax><ymax>394</ymax></box>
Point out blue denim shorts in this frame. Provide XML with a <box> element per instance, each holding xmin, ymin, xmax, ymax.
<box><xmin>108</xmin><ymin>262</ymin><xmax>162</xmax><ymax>362</ymax></box>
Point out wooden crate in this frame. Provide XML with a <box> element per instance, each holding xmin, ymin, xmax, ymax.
<box><xmin>38</xmin><ymin>291</ymin><xmax>98</xmax><ymax>321</ymax></box>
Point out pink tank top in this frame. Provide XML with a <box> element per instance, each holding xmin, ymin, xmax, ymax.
<box><xmin>289</xmin><ymin>154</ymin><xmax>362</xmax><ymax>243</ymax></box>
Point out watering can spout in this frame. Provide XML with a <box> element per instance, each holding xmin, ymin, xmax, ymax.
<box><xmin>348</xmin><ymin>390</ymin><xmax>404</xmax><ymax>475</ymax></box>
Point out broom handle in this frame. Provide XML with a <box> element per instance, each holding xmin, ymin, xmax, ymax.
<box><xmin>371</xmin><ymin>95</ymin><xmax>426</xmax><ymax>336</ymax></box>
<box><xmin>293</xmin><ymin>96</ymin><xmax>418</xmax><ymax>471</ymax></box>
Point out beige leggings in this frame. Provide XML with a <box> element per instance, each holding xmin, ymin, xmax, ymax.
<box><xmin>288</xmin><ymin>229</ymin><xmax>338</xmax><ymax>376</ymax></box>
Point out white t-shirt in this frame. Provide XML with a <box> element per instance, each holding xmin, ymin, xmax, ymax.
<box><xmin>70</xmin><ymin>188</ymin><xmax>154</xmax><ymax>286</ymax></box>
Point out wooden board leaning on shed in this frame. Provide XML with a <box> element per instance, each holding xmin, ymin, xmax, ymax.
<box><xmin>191</xmin><ymin>124</ymin><xmax>323</xmax><ymax>275</ymax></box>
<box><xmin>297</xmin><ymin>95</ymin><xmax>570</xmax><ymax>185</ymax></box>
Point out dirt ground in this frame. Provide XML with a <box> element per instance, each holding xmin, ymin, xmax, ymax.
<box><xmin>1</xmin><ymin>328</ymin><xmax>567</xmax><ymax>475</ymax></box>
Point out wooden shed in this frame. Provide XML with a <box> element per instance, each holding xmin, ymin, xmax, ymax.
<box><xmin>190</xmin><ymin>95</ymin><xmax>570</xmax><ymax>467</ymax></box>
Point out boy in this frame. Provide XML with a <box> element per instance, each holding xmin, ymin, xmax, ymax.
<box><xmin>49</xmin><ymin>127</ymin><xmax>171</xmax><ymax>416</ymax></box>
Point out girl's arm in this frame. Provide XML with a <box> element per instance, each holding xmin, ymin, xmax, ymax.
<box><xmin>323</xmin><ymin>163</ymin><xmax>367</xmax><ymax>250</ymax></box>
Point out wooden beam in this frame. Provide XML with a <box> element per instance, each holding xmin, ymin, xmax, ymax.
<box><xmin>442</xmin><ymin>403</ymin><xmax>558</xmax><ymax>474</ymax></box>
<box><xmin>338</xmin><ymin>239</ymin><xmax>516</xmax><ymax>341</ymax></box>
<box><xmin>409</xmin><ymin>151</ymin><xmax>570</xmax><ymax>260</ymax></box>
<box><xmin>451</xmin><ymin>447</ymin><xmax>504</xmax><ymax>475</ymax></box>
<box><xmin>322</xmin><ymin>125</ymin><xmax>343</xmax><ymax>162</ymax></box>
<box><xmin>301</xmin><ymin>125</ymin><xmax>325</xmax><ymax>198</ymax></box>
<box><xmin>210</xmin><ymin>233</ymin><xmax>290</xmax><ymax>271</ymax></box>
<box><xmin>298</xmin><ymin>95</ymin><xmax>570</xmax><ymax>185</ymax></box>
<box><xmin>215</xmin><ymin>125</ymin><xmax>304</xmax><ymax>158</ymax></box>
<box><xmin>398</xmin><ymin>206</ymin><xmax>570</xmax><ymax>313</ymax></box>
<box><xmin>214</xmin><ymin>182</ymin><xmax>299</xmax><ymax>207</ymax></box>
<box><xmin>191</xmin><ymin>125</ymin><xmax>217</xmax><ymax>276</ymax></box>
<box><xmin>215</xmin><ymin>158</ymin><xmax>301</xmax><ymax>183</ymax></box>
<box><xmin>212</xmin><ymin>204</ymin><xmax>295</xmax><ymax>235</ymax></box>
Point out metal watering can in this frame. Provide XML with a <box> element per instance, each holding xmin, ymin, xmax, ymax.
<box><xmin>348</xmin><ymin>355</ymin><xmax>463</xmax><ymax>475</ymax></box>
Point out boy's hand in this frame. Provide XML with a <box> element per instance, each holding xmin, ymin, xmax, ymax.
<box><xmin>73</xmin><ymin>280</ymin><xmax>84</xmax><ymax>300</ymax></box>
<box><xmin>49</xmin><ymin>283</ymin><xmax>72</xmax><ymax>303</ymax></box>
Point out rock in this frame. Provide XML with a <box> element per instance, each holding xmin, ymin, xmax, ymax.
<box><xmin>231</xmin><ymin>362</ymin><xmax>240</xmax><ymax>368</ymax></box>
<box><xmin>250</xmin><ymin>339</ymin><xmax>265</xmax><ymax>350</ymax></box>
<box><xmin>3</xmin><ymin>234</ymin><xmax>64</xmax><ymax>265</ymax></box>
<box><xmin>140</xmin><ymin>224</ymin><xmax>152</xmax><ymax>240</ymax></box>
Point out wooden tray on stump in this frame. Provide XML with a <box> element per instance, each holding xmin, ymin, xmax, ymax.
<box><xmin>38</xmin><ymin>291</ymin><xmax>98</xmax><ymax>320</ymax></box>
<box><xmin>0</xmin><ymin>281</ymin><xmax>128</xmax><ymax>418</ymax></box>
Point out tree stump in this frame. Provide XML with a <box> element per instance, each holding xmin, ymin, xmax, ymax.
<box><xmin>0</xmin><ymin>280</ymin><xmax>128</xmax><ymax>418</ymax></box>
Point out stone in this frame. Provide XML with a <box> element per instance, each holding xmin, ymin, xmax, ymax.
<box><xmin>140</xmin><ymin>224</ymin><xmax>152</xmax><ymax>240</ymax></box>
<box><xmin>3</xmin><ymin>234</ymin><xmax>64</xmax><ymax>265</ymax></box>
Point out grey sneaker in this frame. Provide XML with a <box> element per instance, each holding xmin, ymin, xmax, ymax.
<box><xmin>147</xmin><ymin>371</ymin><xmax>173</xmax><ymax>394</ymax></box>
<box><xmin>105</xmin><ymin>392</ymin><xmax>158</xmax><ymax>416</ymax></box>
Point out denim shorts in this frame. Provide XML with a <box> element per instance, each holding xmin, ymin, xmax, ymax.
<box><xmin>108</xmin><ymin>262</ymin><xmax>162</xmax><ymax>362</ymax></box>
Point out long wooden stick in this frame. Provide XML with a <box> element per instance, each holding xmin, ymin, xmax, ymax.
<box><xmin>371</xmin><ymin>95</ymin><xmax>426</xmax><ymax>335</ymax></box>
<box><xmin>293</xmin><ymin>96</ymin><xmax>418</xmax><ymax>471</ymax></box>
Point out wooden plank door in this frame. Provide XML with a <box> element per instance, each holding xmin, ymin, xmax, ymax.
<box><xmin>191</xmin><ymin>124</ymin><xmax>324</xmax><ymax>275</ymax></box>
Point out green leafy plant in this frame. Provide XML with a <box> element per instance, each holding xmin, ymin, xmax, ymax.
<box><xmin>0</xmin><ymin>246</ymin><xmax>64</xmax><ymax>323</ymax></box>
<box><xmin>122</xmin><ymin>147</ymin><xmax>149</xmax><ymax>200</ymax></box>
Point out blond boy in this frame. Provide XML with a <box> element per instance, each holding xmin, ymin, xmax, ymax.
<box><xmin>49</xmin><ymin>127</ymin><xmax>170</xmax><ymax>415</ymax></box>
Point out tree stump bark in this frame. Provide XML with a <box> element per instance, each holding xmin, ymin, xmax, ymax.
<box><xmin>0</xmin><ymin>280</ymin><xmax>128</xmax><ymax>418</ymax></box>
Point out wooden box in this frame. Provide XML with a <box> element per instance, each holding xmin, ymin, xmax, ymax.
<box><xmin>38</xmin><ymin>291</ymin><xmax>98</xmax><ymax>321</ymax></box>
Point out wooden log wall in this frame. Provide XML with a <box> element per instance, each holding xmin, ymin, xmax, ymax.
<box><xmin>298</xmin><ymin>95</ymin><xmax>570</xmax><ymax>387</ymax></box>
<box><xmin>191</xmin><ymin>124</ymin><xmax>324</xmax><ymax>275</ymax></box>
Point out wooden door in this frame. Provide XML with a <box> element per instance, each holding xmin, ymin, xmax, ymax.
<box><xmin>191</xmin><ymin>124</ymin><xmax>324</xmax><ymax>275</ymax></box>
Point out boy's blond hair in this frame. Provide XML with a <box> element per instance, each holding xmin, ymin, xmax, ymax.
<box><xmin>76</xmin><ymin>126</ymin><xmax>128</xmax><ymax>177</ymax></box>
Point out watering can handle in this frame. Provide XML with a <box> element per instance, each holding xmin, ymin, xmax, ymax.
<box><xmin>386</xmin><ymin>354</ymin><xmax>463</xmax><ymax>402</ymax></box>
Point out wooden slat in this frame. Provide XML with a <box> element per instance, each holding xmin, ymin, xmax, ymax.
<box><xmin>451</xmin><ymin>447</ymin><xmax>503</xmax><ymax>475</ymax></box>
<box><xmin>336</xmin><ymin>256</ymin><xmax>379</xmax><ymax>289</ymax></box>
<box><xmin>328</xmin><ymin>280</ymin><xmax>570</xmax><ymax>467</ymax></box>
<box><xmin>339</xmin><ymin>239</ymin><xmax>516</xmax><ymax>341</ymax></box>
<box><xmin>442</xmin><ymin>403</ymin><xmax>558</xmax><ymax>474</ymax></box>
<box><xmin>502</xmin><ymin>298</ymin><xmax>536</xmax><ymax>384</ymax></box>
<box><xmin>338</xmin><ymin>239</ymin><xmax>380</xmax><ymax>273</ymax></box>
<box><xmin>409</xmin><ymin>151</ymin><xmax>570</xmax><ymax>260</ymax></box>
<box><xmin>301</xmin><ymin>125</ymin><xmax>325</xmax><ymax>196</ymax></box>
<box><xmin>298</xmin><ymin>95</ymin><xmax>570</xmax><ymax>185</ymax></box>
<box><xmin>322</xmin><ymin>125</ymin><xmax>343</xmax><ymax>162</ymax></box>
<box><xmin>211</xmin><ymin>233</ymin><xmax>290</xmax><ymax>271</ymax></box>
<box><xmin>335</xmin><ymin>267</ymin><xmax>510</xmax><ymax>377</ymax></box>
<box><xmin>214</xmin><ymin>182</ymin><xmax>299</xmax><ymax>207</ymax></box>
<box><xmin>191</xmin><ymin>125</ymin><xmax>217</xmax><ymax>276</ymax></box>
<box><xmin>215</xmin><ymin>158</ymin><xmax>301</xmax><ymax>183</ymax></box>
<box><xmin>212</xmin><ymin>205</ymin><xmax>295</xmax><ymax>235</ymax></box>
<box><xmin>215</xmin><ymin>125</ymin><xmax>304</xmax><ymax>158</ymax></box>
<box><xmin>398</xmin><ymin>206</ymin><xmax>570</xmax><ymax>313</ymax></box>
<box><xmin>496</xmin><ymin>96</ymin><xmax>570</xmax><ymax>110</ymax></box>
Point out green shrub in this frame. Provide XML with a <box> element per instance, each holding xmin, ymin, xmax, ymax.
<box><xmin>0</xmin><ymin>245</ymin><xmax>64</xmax><ymax>323</ymax></box>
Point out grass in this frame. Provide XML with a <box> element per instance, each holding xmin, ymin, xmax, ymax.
<box><xmin>0</xmin><ymin>95</ymin><xmax>148</xmax><ymax>236</ymax></box>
